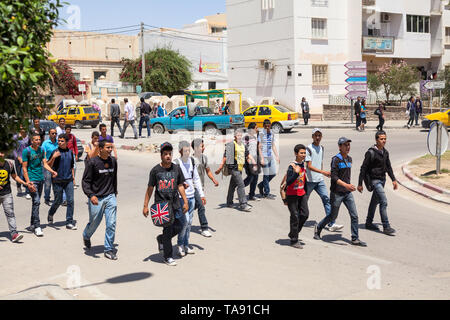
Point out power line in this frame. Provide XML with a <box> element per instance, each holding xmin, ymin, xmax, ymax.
<box><xmin>144</xmin><ymin>28</ymin><xmax>226</xmax><ymax>44</ymax></box>
<box><xmin>51</xmin><ymin>28</ymin><xmax>141</xmax><ymax>40</ymax></box>
<box><xmin>56</xmin><ymin>24</ymin><xmax>140</xmax><ymax>33</ymax></box>
<box><xmin>144</xmin><ymin>24</ymin><xmax>227</xmax><ymax>38</ymax></box>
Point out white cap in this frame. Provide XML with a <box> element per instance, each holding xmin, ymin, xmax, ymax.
<box><xmin>312</xmin><ymin>128</ymin><xmax>322</xmax><ymax>134</ymax></box>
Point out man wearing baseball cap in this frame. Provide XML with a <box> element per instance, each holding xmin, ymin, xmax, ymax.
<box><xmin>305</xmin><ymin>128</ymin><xmax>343</xmax><ymax>232</ymax></box>
<box><xmin>314</xmin><ymin>137</ymin><xmax>367</xmax><ymax>246</ymax></box>
<box><xmin>142</xmin><ymin>142</ymin><xmax>189</xmax><ymax>266</ymax></box>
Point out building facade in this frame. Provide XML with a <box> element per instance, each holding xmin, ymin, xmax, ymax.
<box><xmin>227</xmin><ymin>0</ymin><xmax>450</xmax><ymax>115</ymax></box>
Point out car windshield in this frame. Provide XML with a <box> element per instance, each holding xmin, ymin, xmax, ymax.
<box><xmin>274</xmin><ymin>105</ymin><xmax>291</xmax><ymax>113</ymax></box>
<box><xmin>199</xmin><ymin>107</ymin><xmax>212</xmax><ymax>115</ymax></box>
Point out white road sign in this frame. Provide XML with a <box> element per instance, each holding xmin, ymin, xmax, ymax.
<box><xmin>345</xmin><ymin>61</ymin><xmax>367</xmax><ymax>69</ymax></box>
<box><xmin>78</xmin><ymin>84</ymin><xmax>86</xmax><ymax>92</ymax></box>
<box><xmin>424</xmin><ymin>81</ymin><xmax>445</xmax><ymax>90</ymax></box>
<box><xmin>427</xmin><ymin>121</ymin><xmax>449</xmax><ymax>156</ymax></box>
<box><xmin>345</xmin><ymin>84</ymin><xmax>368</xmax><ymax>92</ymax></box>
<box><xmin>96</xmin><ymin>80</ymin><xmax>122</xmax><ymax>89</ymax></box>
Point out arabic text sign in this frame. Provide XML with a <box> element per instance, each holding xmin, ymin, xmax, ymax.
<box><xmin>424</xmin><ymin>81</ymin><xmax>445</xmax><ymax>90</ymax></box>
<box><xmin>96</xmin><ymin>80</ymin><xmax>122</xmax><ymax>89</ymax></box>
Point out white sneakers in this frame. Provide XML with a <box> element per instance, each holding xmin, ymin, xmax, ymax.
<box><xmin>184</xmin><ymin>246</ymin><xmax>195</xmax><ymax>254</ymax></box>
<box><xmin>34</xmin><ymin>227</ymin><xmax>43</xmax><ymax>237</ymax></box>
<box><xmin>25</xmin><ymin>194</ymin><xmax>31</xmax><ymax>200</ymax></box>
<box><xmin>328</xmin><ymin>224</ymin><xmax>344</xmax><ymax>232</ymax></box>
<box><xmin>201</xmin><ymin>229</ymin><xmax>212</xmax><ymax>237</ymax></box>
<box><xmin>177</xmin><ymin>245</ymin><xmax>186</xmax><ymax>257</ymax></box>
<box><xmin>165</xmin><ymin>258</ymin><xmax>177</xmax><ymax>266</ymax></box>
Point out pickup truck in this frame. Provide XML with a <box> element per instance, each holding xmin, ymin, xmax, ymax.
<box><xmin>150</xmin><ymin>105</ymin><xmax>245</xmax><ymax>134</ymax></box>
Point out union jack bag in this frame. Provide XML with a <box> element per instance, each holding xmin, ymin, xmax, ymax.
<box><xmin>150</xmin><ymin>201</ymin><xmax>174</xmax><ymax>227</ymax></box>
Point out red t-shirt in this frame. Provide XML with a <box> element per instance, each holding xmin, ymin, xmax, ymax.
<box><xmin>286</xmin><ymin>165</ymin><xmax>306</xmax><ymax>196</ymax></box>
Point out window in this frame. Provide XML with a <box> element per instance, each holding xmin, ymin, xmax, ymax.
<box><xmin>446</xmin><ymin>27</ymin><xmax>450</xmax><ymax>44</ymax></box>
<box><xmin>407</xmin><ymin>15</ymin><xmax>430</xmax><ymax>33</ymax></box>
<box><xmin>311</xmin><ymin>0</ymin><xmax>328</xmax><ymax>7</ymax></box>
<box><xmin>311</xmin><ymin>18</ymin><xmax>327</xmax><ymax>39</ymax></box>
<box><xmin>208</xmin><ymin>82</ymin><xmax>216</xmax><ymax>90</ymax></box>
<box><xmin>68</xmin><ymin>108</ymin><xmax>77</xmax><ymax>115</ymax></box>
<box><xmin>93</xmin><ymin>71</ymin><xmax>107</xmax><ymax>84</ymax></box>
<box><xmin>73</xmin><ymin>73</ymin><xmax>80</xmax><ymax>81</ymax></box>
<box><xmin>312</xmin><ymin>65</ymin><xmax>328</xmax><ymax>85</ymax></box>
<box><xmin>83</xmin><ymin>107</ymin><xmax>95</xmax><ymax>114</ymax></box>
<box><xmin>58</xmin><ymin>108</ymin><xmax>68</xmax><ymax>115</ymax></box>
<box><xmin>274</xmin><ymin>105</ymin><xmax>290</xmax><ymax>113</ymax></box>
<box><xmin>258</xmin><ymin>107</ymin><xmax>272</xmax><ymax>116</ymax></box>
<box><xmin>243</xmin><ymin>107</ymin><xmax>258</xmax><ymax>117</ymax></box>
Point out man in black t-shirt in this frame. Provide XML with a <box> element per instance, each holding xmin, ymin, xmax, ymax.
<box><xmin>30</xmin><ymin>118</ymin><xmax>45</xmax><ymax>146</ymax></box>
<box><xmin>138</xmin><ymin>97</ymin><xmax>152</xmax><ymax>138</ymax></box>
<box><xmin>0</xmin><ymin>151</ymin><xmax>28</xmax><ymax>242</ymax></box>
<box><xmin>143</xmin><ymin>142</ymin><xmax>188</xmax><ymax>266</ymax></box>
<box><xmin>82</xmin><ymin>140</ymin><xmax>119</xmax><ymax>260</ymax></box>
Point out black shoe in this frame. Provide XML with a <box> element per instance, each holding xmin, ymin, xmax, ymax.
<box><xmin>156</xmin><ymin>235</ymin><xmax>163</xmax><ymax>253</ymax></box>
<box><xmin>45</xmin><ymin>200</ymin><xmax>51</xmax><ymax>206</ymax></box>
<box><xmin>290</xmin><ymin>241</ymin><xmax>303</xmax><ymax>249</ymax></box>
<box><xmin>61</xmin><ymin>201</ymin><xmax>67</xmax><ymax>207</ymax></box>
<box><xmin>351</xmin><ymin>239</ymin><xmax>367</xmax><ymax>247</ymax></box>
<box><xmin>83</xmin><ymin>238</ymin><xmax>91</xmax><ymax>249</ymax></box>
<box><xmin>383</xmin><ymin>227</ymin><xmax>396</xmax><ymax>236</ymax></box>
<box><xmin>365</xmin><ymin>223</ymin><xmax>379</xmax><ymax>231</ymax></box>
<box><xmin>258</xmin><ymin>184</ymin><xmax>264</xmax><ymax>196</ymax></box>
<box><xmin>313</xmin><ymin>223</ymin><xmax>321</xmax><ymax>240</ymax></box>
<box><xmin>104</xmin><ymin>251</ymin><xmax>118</xmax><ymax>260</ymax></box>
<box><xmin>226</xmin><ymin>203</ymin><xmax>234</xmax><ymax>208</ymax></box>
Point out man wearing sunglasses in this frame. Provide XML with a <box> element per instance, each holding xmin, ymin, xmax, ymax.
<box><xmin>42</xmin><ymin>129</ymin><xmax>59</xmax><ymax>206</ymax></box>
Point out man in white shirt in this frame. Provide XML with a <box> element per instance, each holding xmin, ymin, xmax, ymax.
<box><xmin>120</xmin><ymin>98</ymin><xmax>138</xmax><ymax>139</ymax></box>
<box><xmin>56</xmin><ymin>118</ymin><xmax>65</xmax><ymax>136</ymax></box>
<box><xmin>174</xmin><ymin>141</ymin><xmax>206</xmax><ymax>256</ymax></box>
<box><xmin>305</xmin><ymin>128</ymin><xmax>343</xmax><ymax>232</ymax></box>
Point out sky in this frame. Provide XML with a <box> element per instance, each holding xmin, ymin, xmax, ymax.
<box><xmin>57</xmin><ymin>0</ymin><xmax>226</xmax><ymax>33</ymax></box>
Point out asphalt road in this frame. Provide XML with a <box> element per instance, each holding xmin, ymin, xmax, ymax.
<box><xmin>1</xmin><ymin>127</ymin><xmax>449</xmax><ymax>299</ymax></box>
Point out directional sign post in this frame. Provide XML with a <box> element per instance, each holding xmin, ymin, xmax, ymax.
<box><xmin>345</xmin><ymin>61</ymin><xmax>367</xmax><ymax>123</ymax></box>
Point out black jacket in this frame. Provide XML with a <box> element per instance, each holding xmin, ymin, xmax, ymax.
<box><xmin>354</xmin><ymin>101</ymin><xmax>361</xmax><ymax>115</ymax></box>
<box><xmin>358</xmin><ymin>146</ymin><xmax>396</xmax><ymax>186</ymax></box>
<box><xmin>330</xmin><ymin>153</ymin><xmax>353</xmax><ymax>194</ymax></box>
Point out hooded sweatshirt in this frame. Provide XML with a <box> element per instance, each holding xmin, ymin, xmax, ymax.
<box><xmin>358</xmin><ymin>145</ymin><xmax>396</xmax><ymax>186</ymax></box>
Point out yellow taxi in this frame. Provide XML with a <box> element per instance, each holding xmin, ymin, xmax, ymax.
<box><xmin>242</xmin><ymin>105</ymin><xmax>299</xmax><ymax>133</ymax></box>
<box><xmin>49</xmin><ymin>105</ymin><xmax>100</xmax><ymax>129</ymax></box>
<box><xmin>422</xmin><ymin>108</ymin><xmax>450</xmax><ymax>128</ymax></box>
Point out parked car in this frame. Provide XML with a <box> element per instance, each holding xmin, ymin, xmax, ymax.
<box><xmin>421</xmin><ymin>108</ymin><xmax>450</xmax><ymax>128</ymax></box>
<box><xmin>242</xmin><ymin>105</ymin><xmax>299</xmax><ymax>133</ymax></box>
<box><xmin>48</xmin><ymin>105</ymin><xmax>100</xmax><ymax>129</ymax></box>
<box><xmin>30</xmin><ymin>120</ymin><xmax>84</xmax><ymax>160</ymax></box>
<box><xmin>139</xmin><ymin>92</ymin><xmax>162</xmax><ymax>100</ymax></box>
<box><xmin>150</xmin><ymin>105</ymin><xmax>245</xmax><ymax>134</ymax></box>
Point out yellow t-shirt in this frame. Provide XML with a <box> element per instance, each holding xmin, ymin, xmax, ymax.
<box><xmin>234</xmin><ymin>141</ymin><xmax>245</xmax><ymax>172</ymax></box>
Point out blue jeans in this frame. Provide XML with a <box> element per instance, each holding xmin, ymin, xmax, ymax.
<box><xmin>306</xmin><ymin>180</ymin><xmax>334</xmax><ymax>227</ymax></box>
<box><xmin>44</xmin><ymin>169</ymin><xmax>52</xmax><ymax>202</ymax></box>
<box><xmin>30</xmin><ymin>181</ymin><xmax>44</xmax><ymax>228</ymax></box>
<box><xmin>366</xmin><ymin>179</ymin><xmax>390</xmax><ymax>229</ymax></box>
<box><xmin>244</xmin><ymin>166</ymin><xmax>258</xmax><ymax>199</ymax></box>
<box><xmin>258</xmin><ymin>156</ymin><xmax>276</xmax><ymax>196</ymax></box>
<box><xmin>83</xmin><ymin>194</ymin><xmax>117</xmax><ymax>252</ymax></box>
<box><xmin>194</xmin><ymin>189</ymin><xmax>208</xmax><ymax>229</ymax></box>
<box><xmin>139</xmin><ymin>115</ymin><xmax>151</xmax><ymax>137</ymax></box>
<box><xmin>318</xmin><ymin>192</ymin><xmax>359</xmax><ymax>241</ymax></box>
<box><xmin>177</xmin><ymin>197</ymin><xmax>196</xmax><ymax>247</ymax></box>
<box><xmin>48</xmin><ymin>180</ymin><xmax>74</xmax><ymax>224</ymax></box>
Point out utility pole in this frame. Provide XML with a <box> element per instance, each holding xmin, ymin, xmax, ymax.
<box><xmin>140</xmin><ymin>22</ymin><xmax>145</xmax><ymax>86</ymax></box>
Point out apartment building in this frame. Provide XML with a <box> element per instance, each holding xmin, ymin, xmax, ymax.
<box><xmin>227</xmin><ymin>0</ymin><xmax>450</xmax><ymax>115</ymax></box>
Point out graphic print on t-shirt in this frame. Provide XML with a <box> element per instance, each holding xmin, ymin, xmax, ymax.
<box><xmin>0</xmin><ymin>169</ymin><xmax>8</xmax><ymax>187</ymax></box>
<box><xmin>157</xmin><ymin>171</ymin><xmax>177</xmax><ymax>194</ymax></box>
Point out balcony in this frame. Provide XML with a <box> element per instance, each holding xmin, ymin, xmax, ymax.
<box><xmin>362</xmin><ymin>35</ymin><xmax>395</xmax><ymax>54</ymax></box>
<box><xmin>431</xmin><ymin>0</ymin><xmax>442</xmax><ymax>15</ymax></box>
<box><xmin>362</xmin><ymin>0</ymin><xmax>376</xmax><ymax>6</ymax></box>
<box><xmin>431</xmin><ymin>39</ymin><xmax>444</xmax><ymax>56</ymax></box>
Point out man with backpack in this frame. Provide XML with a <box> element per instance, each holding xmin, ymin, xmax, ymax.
<box><xmin>305</xmin><ymin>128</ymin><xmax>343</xmax><ymax>232</ymax></box>
<box><xmin>357</xmin><ymin>130</ymin><xmax>397</xmax><ymax>236</ymax></box>
<box><xmin>138</xmin><ymin>97</ymin><xmax>152</xmax><ymax>138</ymax></box>
<box><xmin>313</xmin><ymin>137</ymin><xmax>367</xmax><ymax>247</ymax></box>
<box><xmin>257</xmin><ymin>119</ymin><xmax>280</xmax><ymax>199</ymax></box>
<box><xmin>243</xmin><ymin>123</ymin><xmax>261</xmax><ymax>202</ymax></box>
<box><xmin>143</xmin><ymin>142</ymin><xmax>189</xmax><ymax>266</ymax></box>
<box><xmin>174</xmin><ymin>141</ymin><xmax>206</xmax><ymax>257</ymax></box>
<box><xmin>354</xmin><ymin>97</ymin><xmax>362</xmax><ymax>131</ymax></box>
<box><xmin>215</xmin><ymin>129</ymin><xmax>254</xmax><ymax>212</ymax></box>
<box><xmin>406</xmin><ymin>96</ymin><xmax>416</xmax><ymax>129</ymax></box>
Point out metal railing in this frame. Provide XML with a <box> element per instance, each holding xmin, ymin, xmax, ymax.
<box><xmin>362</xmin><ymin>0</ymin><xmax>376</xmax><ymax>6</ymax></box>
<box><xmin>311</xmin><ymin>0</ymin><xmax>328</xmax><ymax>7</ymax></box>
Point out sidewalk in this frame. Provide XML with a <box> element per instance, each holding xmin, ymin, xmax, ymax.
<box><xmin>396</xmin><ymin>162</ymin><xmax>450</xmax><ymax>205</ymax></box>
<box><xmin>299</xmin><ymin>120</ymin><xmax>422</xmax><ymax>129</ymax></box>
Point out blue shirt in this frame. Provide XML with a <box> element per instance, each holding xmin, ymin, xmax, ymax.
<box><xmin>157</xmin><ymin>106</ymin><xmax>166</xmax><ymax>117</ymax></box>
<box><xmin>42</xmin><ymin>139</ymin><xmax>58</xmax><ymax>161</ymax></box>
<box><xmin>22</xmin><ymin>146</ymin><xmax>44</xmax><ymax>182</ymax></box>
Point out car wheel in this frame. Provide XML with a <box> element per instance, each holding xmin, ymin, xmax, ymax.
<box><xmin>168</xmin><ymin>130</ymin><xmax>174</xmax><ymax>134</ymax></box>
<box><xmin>204</xmin><ymin>124</ymin><xmax>218</xmax><ymax>135</ymax></box>
<box><xmin>153</xmin><ymin>123</ymin><xmax>165</xmax><ymax>134</ymax></box>
<box><xmin>75</xmin><ymin>121</ymin><xmax>82</xmax><ymax>129</ymax></box>
<box><xmin>91</xmin><ymin>124</ymin><xmax>97</xmax><ymax>129</ymax></box>
<box><xmin>271</xmin><ymin>123</ymin><xmax>283</xmax><ymax>134</ymax></box>
<box><xmin>284</xmin><ymin>128</ymin><xmax>292</xmax><ymax>133</ymax></box>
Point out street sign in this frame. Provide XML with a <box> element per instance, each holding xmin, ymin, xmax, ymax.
<box><xmin>345</xmin><ymin>91</ymin><xmax>368</xmax><ymax>100</ymax></box>
<box><xmin>96</xmin><ymin>80</ymin><xmax>122</xmax><ymax>89</ymax></box>
<box><xmin>136</xmin><ymin>85</ymin><xmax>142</xmax><ymax>94</ymax></box>
<box><xmin>428</xmin><ymin>121</ymin><xmax>448</xmax><ymax>156</ymax></box>
<box><xmin>345</xmin><ymin>69</ymin><xmax>367</xmax><ymax>77</ymax></box>
<box><xmin>78</xmin><ymin>84</ymin><xmax>86</xmax><ymax>92</ymax></box>
<box><xmin>346</xmin><ymin>77</ymin><xmax>367</xmax><ymax>84</ymax></box>
<box><xmin>345</xmin><ymin>84</ymin><xmax>368</xmax><ymax>92</ymax></box>
<box><xmin>424</xmin><ymin>81</ymin><xmax>445</xmax><ymax>90</ymax></box>
<box><xmin>345</xmin><ymin>61</ymin><xmax>367</xmax><ymax>69</ymax></box>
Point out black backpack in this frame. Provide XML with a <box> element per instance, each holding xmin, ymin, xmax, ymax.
<box><xmin>363</xmin><ymin>149</ymin><xmax>376</xmax><ymax>192</ymax></box>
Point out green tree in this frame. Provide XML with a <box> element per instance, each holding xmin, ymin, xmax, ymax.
<box><xmin>367</xmin><ymin>73</ymin><xmax>382</xmax><ymax>102</ymax></box>
<box><xmin>120</xmin><ymin>47</ymin><xmax>192</xmax><ymax>96</ymax></box>
<box><xmin>390</xmin><ymin>61</ymin><xmax>418</xmax><ymax>106</ymax></box>
<box><xmin>439</xmin><ymin>66</ymin><xmax>450</xmax><ymax>108</ymax></box>
<box><xmin>0</xmin><ymin>0</ymin><xmax>62</xmax><ymax>152</ymax></box>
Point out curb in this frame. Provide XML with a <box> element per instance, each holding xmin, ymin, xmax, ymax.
<box><xmin>402</xmin><ymin>164</ymin><xmax>450</xmax><ymax>195</ymax></box>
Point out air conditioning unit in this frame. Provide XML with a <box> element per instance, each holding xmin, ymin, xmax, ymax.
<box><xmin>264</xmin><ymin>61</ymin><xmax>274</xmax><ymax>70</ymax></box>
<box><xmin>380</xmin><ymin>13</ymin><xmax>391</xmax><ymax>23</ymax></box>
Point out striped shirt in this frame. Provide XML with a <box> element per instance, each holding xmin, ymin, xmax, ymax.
<box><xmin>258</xmin><ymin>130</ymin><xmax>274</xmax><ymax>158</ymax></box>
